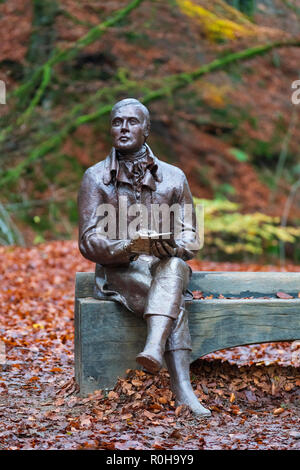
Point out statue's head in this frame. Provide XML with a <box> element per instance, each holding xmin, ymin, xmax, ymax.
<box><xmin>110</xmin><ymin>98</ymin><xmax>150</xmax><ymax>154</ymax></box>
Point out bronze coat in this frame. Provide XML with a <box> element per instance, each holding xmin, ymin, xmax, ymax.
<box><xmin>77</xmin><ymin>144</ymin><xmax>200</xmax><ymax>319</ymax></box>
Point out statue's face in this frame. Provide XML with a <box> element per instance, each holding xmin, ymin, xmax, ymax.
<box><xmin>111</xmin><ymin>104</ymin><xmax>147</xmax><ymax>153</ymax></box>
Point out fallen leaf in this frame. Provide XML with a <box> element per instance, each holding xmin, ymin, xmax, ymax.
<box><xmin>192</xmin><ymin>291</ymin><xmax>204</xmax><ymax>299</ymax></box>
<box><xmin>131</xmin><ymin>379</ymin><xmax>143</xmax><ymax>387</ymax></box>
<box><xmin>80</xmin><ymin>416</ymin><xmax>92</xmax><ymax>427</ymax></box>
<box><xmin>169</xmin><ymin>429</ymin><xmax>182</xmax><ymax>439</ymax></box>
<box><xmin>245</xmin><ymin>390</ymin><xmax>257</xmax><ymax>402</ymax></box>
<box><xmin>55</xmin><ymin>398</ymin><xmax>65</xmax><ymax>406</ymax></box>
<box><xmin>27</xmin><ymin>376</ymin><xmax>39</xmax><ymax>382</ymax></box>
<box><xmin>230</xmin><ymin>405</ymin><xmax>242</xmax><ymax>415</ymax></box>
<box><xmin>99</xmin><ymin>440</ymin><xmax>115</xmax><ymax>450</ymax></box>
<box><xmin>175</xmin><ymin>405</ymin><xmax>185</xmax><ymax>416</ymax></box>
<box><xmin>284</xmin><ymin>383</ymin><xmax>295</xmax><ymax>392</ymax></box>
<box><xmin>276</xmin><ymin>291</ymin><xmax>293</xmax><ymax>299</ymax></box>
<box><xmin>94</xmin><ymin>410</ymin><xmax>104</xmax><ymax>420</ymax></box>
<box><xmin>144</xmin><ymin>410</ymin><xmax>155</xmax><ymax>420</ymax></box>
<box><xmin>107</xmin><ymin>391</ymin><xmax>119</xmax><ymax>400</ymax></box>
<box><xmin>32</xmin><ymin>323</ymin><xmax>44</xmax><ymax>329</ymax></box>
<box><xmin>152</xmin><ymin>442</ymin><xmax>165</xmax><ymax>449</ymax></box>
<box><xmin>158</xmin><ymin>396</ymin><xmax>168</xmax><ymax>404</ymax></box>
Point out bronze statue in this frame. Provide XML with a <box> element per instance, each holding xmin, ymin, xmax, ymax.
<box><xmin>77</xmin><ymin>98</ymin><xmax>211</xmax><ymax>417</ymax></box>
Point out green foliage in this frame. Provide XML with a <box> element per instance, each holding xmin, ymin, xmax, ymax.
<box><xmin>229</xmin><ymin>147</ymin><xmax>249</xmax><ymax>162</ymax></box>
<box><xmin>0</xmin><ymin>203</ymin><xmax>24</xmax><ymax>246</ymax></box>
<box><xmin>194</xmin><ymin>197</ymin><xmax>300</xmax><ymax>259</ymax></box>
<box><xmin>123</xmin><ymin>31</ymin><xmax>151</xmax><ymax>46</ymax></box>
<box><xmin>271</xmin><ymin>50</ymin><xmax>281</xmax><ymax>68</ymax></box>
<box><xmin>225</xmin><ymin>0</ymin><xmax>256</xmax><ymax>18</ymax></box>
<box><xmin>214</xmin><ymin>183</ymin><xmax>236</xmax><ymax>199</ymax></box>
<box><xmin>26</xmin><ymin>0</ymin><xmax>59</xmax><ymax>67</ymax></box>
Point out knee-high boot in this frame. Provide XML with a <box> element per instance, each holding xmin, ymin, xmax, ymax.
<box><xmin>136</xmin><ymin>315</ymin><xmax>174</xmax><ymax>374</ymax></box>
<box><xmin>165</xmin><ymin>349</ymin><xmax>211</xmax><ymax>417</ymax></box>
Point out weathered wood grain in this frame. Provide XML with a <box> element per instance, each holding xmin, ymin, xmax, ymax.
<box><xmin>189</xmin><ymin>298</ymin><xmax>300</xmax><ymax>361</ymax></box>
<box><xmin>75</xmin><ymin>272</ymin><xmax>95</xmax><ymax>298</ymax></box>
<box><xmin>75</xmin><ymin>298</ymin><xmax>146</xmax><ymax>395</ymax></box>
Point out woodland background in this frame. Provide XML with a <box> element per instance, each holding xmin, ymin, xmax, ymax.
<box><xmin>0</xmin><ymin>0</ymin><xmax>300</xmax><ymax>264</ymax></box>
<box><xmin>0</xmin><ymin>0</ymin><xmax>299</xmax><ymax>451</ymax></box>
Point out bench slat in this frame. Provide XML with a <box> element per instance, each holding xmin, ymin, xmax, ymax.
<box><xmin>76</xmin><ymin>271</ymin><xmax>300</xmax><ymax>298</ymax></box>
<box><xmin>189</xmin><ymin>298</ymin><xmax>300</xmax><ymax>361</ymax></box>
<box><xmin>189</xmin><ymin>272</ymin><xmax>300</xmax><ymax>296</ymax></box>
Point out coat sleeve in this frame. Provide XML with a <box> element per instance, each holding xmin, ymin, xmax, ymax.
<box><xmin>173</xmin><ymin>172</ymin><xmax>201</xmax><ymax>261</ymax></box>
<box><xmin>77</xmin><ymin>168</ymin><xmax>131</xmax><ymax>266</ymax></box>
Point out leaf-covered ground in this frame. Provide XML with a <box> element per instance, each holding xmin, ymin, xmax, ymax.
<box><xmin>0</xmin><ymin>241</ymin><xmax>299</xmax><ymax>450</ymax></box>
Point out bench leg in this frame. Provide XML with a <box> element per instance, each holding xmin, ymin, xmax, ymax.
<box><xmin>75</xmin><ymin>298</ymin><xmax>147</xmax><ymax>396</ymax></box>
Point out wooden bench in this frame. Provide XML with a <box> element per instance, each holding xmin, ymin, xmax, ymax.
<box><xmin>75</xmin><ymin>271</ymin><xmax>300</xmax><ymax>396</ymax></box>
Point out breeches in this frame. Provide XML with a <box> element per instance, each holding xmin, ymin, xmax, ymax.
<box><xmin>102</xmin><ymin>255</ymin><xmax>192</xmax><ymax>352</ymax></box>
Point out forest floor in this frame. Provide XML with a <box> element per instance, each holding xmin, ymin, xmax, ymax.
<box><xmin>0</xmin><ymin>241</ymin><xmax>299</xmax><ymax>450</ymax></box>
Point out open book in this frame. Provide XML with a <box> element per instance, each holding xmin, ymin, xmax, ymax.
<box><xmin>132</xmin><ymin>229</ymin><xmax>172</xmax><ymax>239</ymax></box>
<box><xmin>131</xmin><ymin>230</ymin><xmax>174</xmax><ymax>254</ymax></box>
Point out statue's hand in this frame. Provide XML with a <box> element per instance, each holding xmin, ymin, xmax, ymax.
<box><xmin>150</xmin><ymin>240</ymin><xmax>177</xmax><ymax>259</ymax></box>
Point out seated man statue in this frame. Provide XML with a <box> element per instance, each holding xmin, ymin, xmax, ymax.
<box><xmin>77</xmin><ymin>98</ymin><xmax>211</xmax><ymax>417</ymax></box>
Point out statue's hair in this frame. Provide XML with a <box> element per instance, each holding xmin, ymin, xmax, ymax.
<box><xmin>111</xmin><ymin>98</ymin><xmax>150</xmax><ymax>134</ymax></box>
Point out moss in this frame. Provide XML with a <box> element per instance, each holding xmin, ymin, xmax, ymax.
<box><xmin>67</xmin><ymin>199</ymin><xmax>79</xmax><ymax>224</ymax></box>
<box><xmin>225</xmin><ymin>0</ymin><xmax>256</xmax><ymax>18</ymax></box>
<box><xmin>26</xmin><ymin>0</ymin><xmax>60</xmax><ymax>67</ymax></box>
<box><xmin>123</xmin><ymin>31</ymin><xmax>152</xmax><ymax>47</ymax></box>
